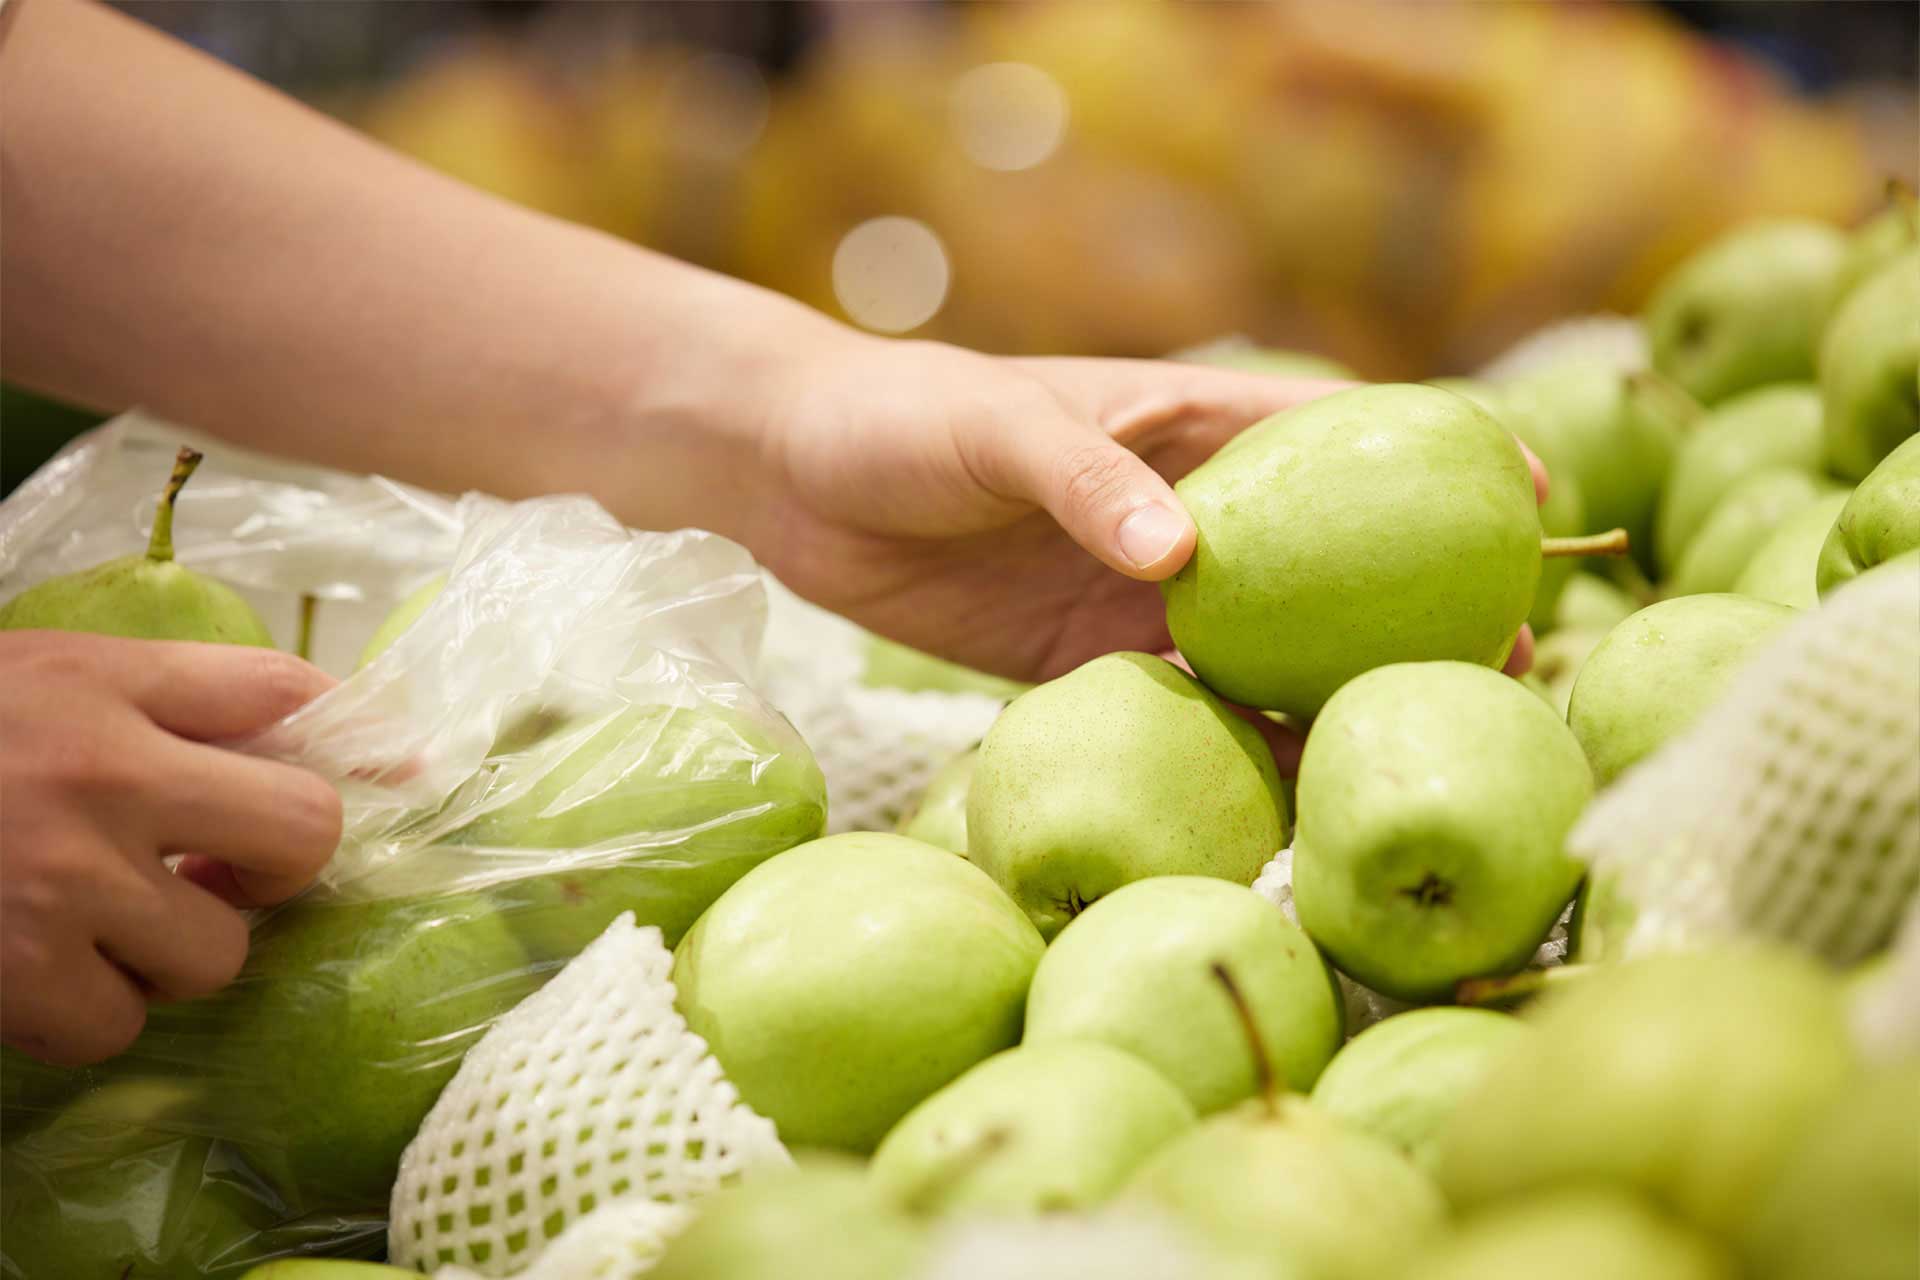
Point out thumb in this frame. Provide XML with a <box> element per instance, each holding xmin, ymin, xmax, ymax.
<box><xmin>967</xmin><ymin>409</ymin><xmax>1196</xmax><ymax>581</ymax></box>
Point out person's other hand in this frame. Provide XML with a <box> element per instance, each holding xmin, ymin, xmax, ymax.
<box><xmin>0</xmin><ymin>633</ymin><xmax>342</xmax><ymax>1065</ymax></box>
<box><xmin>750</xmin><ymin>336</ymin><xmax>1546</xmax><ymax>689</ymax></box>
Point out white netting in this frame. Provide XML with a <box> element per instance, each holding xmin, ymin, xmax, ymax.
<box><xmin>1569</xmin><ymin>561</ymin><xmax>1920</xmax><ymax>991</ymax></box>
<box><xmin>389</xmin><ymin>913</ymin><xmax>788</xmax><ymax>1276</ymax></box>
<box><xmin>757</xmin><ymin>577</ymin><xmax>1007</xmax><ymax>834</ymax></box>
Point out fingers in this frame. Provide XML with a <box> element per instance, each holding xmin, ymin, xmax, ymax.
<box><xmin>1503</xmin><ymin>624</ymin><xmax>1536</xmax><ymax>677</ymax></box>
<box><xmin>1</xmin><ymin>939</ymin><xmax>149</xmax><ymax>1067</ymax></box>
<box><xmin>92</xmin><ymin>861</ymin><xmax>251</xmax><ymax>1003</ymax></box>
<box><xmin>1515</xmin><ymin>438</ymin><xmax>1550</xmax><ymax>505</ymax></box>
<box><xmin>145</xmin><ymin>739</ymin><xmax>343</xmax><ymax>903</ymax></box>
<box><xmin>118</xmin><ymin>642</ymin><xmax>337</xmax><ymax>742</ymax></box>
<box><xmin>960</xmin><ymin>402</ymin><xmax>1199</xmax><ymax>581</ymax></box>
<box><xmin>1015</xmin><ymin>355</ymin><xmax>1352</xmax><ymax>447</ymax></box>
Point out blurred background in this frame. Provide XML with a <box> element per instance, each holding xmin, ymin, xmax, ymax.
<box><xmin>5</xmin><ymin>0</ymin><xmax>1916</xmax><ymax>490</ymax></box>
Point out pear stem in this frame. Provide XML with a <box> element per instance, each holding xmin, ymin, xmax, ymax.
<box><xmin>899</xmin><ymin>1126</ymin><xmax>1011</xmax><ymax>1217</ymax></box>
<box><xmin>1211</xmin><ymin>961</ymin><xmax>1280</xmax><ymax>1117</ymax></box>
<box><xmin>1542</xmin><ymin>529</ymin><xmax>1630</xmax><ymax>560</ymax></box>
<box><xmin>147</xmin><ymin>447</ymin><xmax>203</xmax><ymax>563</ymax></box>
<box><xmin>1455</xmin><ymin>964</ymin><xmax>1590</xmax><ymax>1009</ymax></box>
<box><xmin>296</xmin><ymin>593</ymin><xmax>318</xmax><ymax>663</ymax></box>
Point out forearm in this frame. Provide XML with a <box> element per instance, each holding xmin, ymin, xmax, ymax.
<box><xmin>0</xmin><ymin>0</ymin><xmax>847</xmax><ymax>540</ymax></box>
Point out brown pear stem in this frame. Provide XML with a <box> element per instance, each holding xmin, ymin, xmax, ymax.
<box><xmin>147</xmin><ymin>447</ymin><xmax>203</xmax><ymax>563</ymax></box>
<box><xmin>296</xmin><ymin>593</ymin><xmax>318</xmax><ymax>663</ymax></box>
<box><xmin>1455</xmin><ymin>963</ymin><xmax>1590</xmax><ymax>1009</ymax></box>
<box><xmin>1542</xmin><ymin>529</ymin><xmax>1630</xmax><ymax>560</ymax></box>
<box><xmin>1211</xmin><ymin>961</ymin><xmax>1280</xmax><ymax>1117</ymax></box>
<box><xmin>899</xmin><ymin>1126</ymin><xmax>1011</xmax><ymax>1217</ymax></box>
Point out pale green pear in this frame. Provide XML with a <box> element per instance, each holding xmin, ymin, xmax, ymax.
<box><xmin>1530</xmin><ymin>627</ymin><xmax>1607</xmax><ymax>718</ymax></box>
<box><xmin>1740</xmin><ymin>1062</ymin><xmax>1920</xmax><ymax>1280</ymax></box>
<box><xmin>1435</xmin><ymin>947</ymin><xmax>1858</xmax><ymax>1235</ymax></box>
<box><xmin>0</xmin><ymin>447</ymin><xmax>273</xmax><ymax>646</ymax></box>
<box><xmin>1732</xmin><ymin>489</ymin><xmax>1851</xmax><ymax>608</ymax></box>
<box><xmin>453</xmin><ymin>702</ymin><xmax>827</xmax><ymax>957</ymax></box>
<box><xmin>1552</xmin><ymin>572</ymin><xmax>1637</xmax><ymax>633</ymax></box>
<box><xmin>1291</xmin><ymin>662</ymin><xmax>1591</xmax><ymax>1003</ymax></box>
<box><xmin>354</xmin><ymin>573</ymin><xmax>446</xmax><ymax>668</ymax></box>
<box><xmin>1184</xmin><ymin>344</ymin><xmax>1355</xmax><ymax>381</ymax></box>
<box><xmin>860</xmin><ymin>633</ymin><xmax>1029</xmax><ymax>699</ymax></box>
<box><xmin>894</xmin><ymin>746</ymin><xmax>976</xmax><ymax>855</ymax></box>
<box><xmin>1817</xmin><ymin>432</ymin><xmax>1920</xmax><ymax>594</ymax></box>
<box><xmin>1023</xmin><ymin>877</ymin><xmax>1343</xmax><ymax>1113</ymax></box>
<box><xmin>673</xmin><ymin>833</ymin><xmax>1043</xmax><ymax>1153</ymax></box>
<box><xmin>1566</xmin><ymin>594</ymin><xmax>1793</xmax><ymax>784</ymax></box>
<box><xmin>239</xmin><ymin>1265</ymin><xmax>414</xmax><ymax>1279</ymax></box>
<box><xmin>650</xmin><ymin>1160</ymin><xmax>925</xmax><ymax>1280</ymax></box>
<box><xmin>1309</xmin><ymin>1007</ymin><xmax>1529</xmax><ymax>1175</ymax></box>
<box><xmin>1127</xmin><ymin>1098</ymin><xmax>1446</xmax><ymax>1280</ymax></box>
<box><xmin>1497</xmin><ymin>361</ymin><xmax>1695</xmax><ymax>574</ymax></box>
<box><xmin>869</xmin><ymin>1041</ymin><xmax>1195</xmax><ymax>1216</ymax></box>
<box><xmin>1164</xmin><ymin>384</ymin><xmax>1548</xmax><ymax>719</ymax></box>
<box><xmin>1645</xmin><ymin>218</ymin><xmax>1848</xmax><ymax>404</ymax></box>
<box><xmin>1824</xmin><ymin>187</ymin><xmax>1920</xmax><ymax>324</ymax></box>
<box><xmin>1396</xmin><ymin>1188</ymin><xmax>1734</xmax><ymax>1280</ymax></box>
<box><xmin>198</xmin><ymin>891</ymin><xmax>545</xmax><ymax>1209</ymax></box>
<box><xmin>967</xmin><ymin>653</ymin><xmax>1287</xmax><ymax>939</ymax></box>
<box><xmin>1666</xmin><ymin>468</ymin><xmax>1836</xmax><ymax>597</ymax></box>
<box><xmin>1820</xmin><ymin>248</ymin><xmax>1920</xmax><ymax>479</ymax></box>
<box><xmin>1652</xmin><ymin>383</ymin><xmax>1825</xmax><ymax>573</ymax></box>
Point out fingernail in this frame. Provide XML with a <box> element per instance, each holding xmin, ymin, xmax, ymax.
<box><xmin>1118</xmin><ymin>503</ymin><xmax>1187</xmax><ymax>570</ymax></box>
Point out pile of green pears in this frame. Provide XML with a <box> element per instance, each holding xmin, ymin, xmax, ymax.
<box><xmin>0</xmin><ymin>451</ymin><xmax>828</xmax><ymax>1277</ymax></box>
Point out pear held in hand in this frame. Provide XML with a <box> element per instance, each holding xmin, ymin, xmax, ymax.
<box><xmin>0</xmin><ymin>447</ymin><xmax>274</xmax><ymax>645</ymax></box>
<box><xmin>968</xmin><ymin>653</ymin><xmax>1288</xmax><ymax>938</ymax></box>
<box><xmin>672</xmin><ymin>833</ymin><xmax>1044</xmax><ymax>1153</ymax></box>
<box><xmin>1291</xmin><ymin>662</ymin><xmax>1592</xmax><ymax>1002</ymax></box>
<box><xmin>1164</xmin><ymin>383</ymin><xmax>1613</xmax><ymax>720</ymax></box>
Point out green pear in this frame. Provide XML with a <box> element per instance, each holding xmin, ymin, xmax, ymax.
<box><xmin>1824</xmin><ymin>184</ymin><xmax>1920</xmax><ymax>324</ymax></box>
<box><xmin>1732</xmin><ymin>489</ymin><xmax>1851</xmax><ymax>608</ymax></box>
<box><xmin>1164</xmin><ymin>383</ymin><xmax>1562</xmax><ymax>719</ymax></box>
<box><xmin>1126</xmin><ymin>1097</ymin><xmax>1446</xmax><ymax>1280</ymax></box>
<box><xmin>1497</xmin><ymin>361</ymin><xmax>1694</xmax><ymax>574</ymax></box>
<box><xmin>1022</xmin><ymin>877</ymin><xmax>1343</xmax><ymax>1112</ymax></box>
<box><xmin>860</xmin><ymin>633</ymin><xmax>1029</xmax><ymax>699</ymax></box>
<box><xmin>1820</xmin><ymin>248</ymin><xmax>1920</xmax><ymax>479</ymax></box>
<box><xmin>673</xmin><ymin>833</ymin><xmax>1043</xmax><ymax>1153</ymax></box>
<box><xmin>1435</xmin><ymin>946</ymin><xmax>1858</xmax><ymax>1235</ymax></box>
<box><xmin>1291</xmin><ymin>662</ymin><xmax>1591</xmax><ymax>1003</ymax></box>
<box><xmin>354</xmin><ymin>573</ymin><xmax>447</xmax><ymax>668</ymax></box>
<box><xmin>1309</xmin><ymin>1007</ymin><xmax>1529</xmax><ymax>1174</ymax></box>
<box><xmin>967</xmin><ymin>653</ymin><xmax>1287</xmax><ymax>938</ymax></box>
<box><xmin>1396</xmin><ymin>1188</ymin><xmax>1734</xmax><ymax>1280</ymax></box>
<box><xmin>1652</xmin><ymin>383</ymin><xmax>1825</xmax><ymax>574</ymax></box>
<box><xmin>650</xmin><ymin>1159</ymin><xmax>926</xmax><ymax>1280</ymax></box>
<box><xmin>0</xmin><ymin>447</ymin><xmax>273</xmax><ymax>645</ymax></box>
<box><xmin>453</xmin><ymin>702</ymin><xmax>827</xmax><ymax>957</ymax></box>
<box><xmin>1566</xmin><ymin>593</ymin><xmax>1793</xmax><ymax>784</ymax></box>
<box><xmin>1666</xmin><ymin>468</ymin><xmax>1836</xmax><ymax>597</ymax></box>
<box><xmin>869</xmin><ymin>1041</ymin><xmax>1195</xmax><ymax>1216</ymax></box>
<box><xmin>1817</xmin><ymin>432</ymin><xmax>1920</xmax><ymax>594</ymax></box>
<box><xmin>239</xmin><ymin>1265</ymin><xmax>414</xmax><ymax>1279</ymax></box>
<box><xmin>1553</xmin><ymin>572</ymin><xmax>1638</xmax><ymax>633</ymax></box>
<box><xmin>894</xmin><ymin>746</ymin><xmax>976</xmax><ymax>855</ymax></box>
<box><xmin>1530</xmin><ymin>627</ymin><xmax>1607</xmax><ymax>718</ymax></box>
<box><xmin>193</xmin><ymin>890</ymin><xmax>545</xmax><ymax>1209</ymax></box>
<box><xmin>1739</xmin><ymin>1062</ymin><xmax>1920</xmax><ymax>1280</ymax></box>
<box><xmin>1645</xmin><ymin>218</ymin><xmax>1848</xmax><ymax>404</ymax></box>
<box><xmin>1184</xmin><ymin>344</ymin><xmax>1355</xmax><ymax>381</ymax></box>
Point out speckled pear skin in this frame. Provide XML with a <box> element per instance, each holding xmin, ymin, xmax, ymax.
<box><xmin>1291</xmin><ymin>662</ymin><xmax>1591</xmax><ymax>1003</ymax></box>
<box><xmin>967</xmin><ymin>653</ymin><xmax>1288</xmax><ymax>939</ymax></box>
<box><xmin>1567</xmin><ymin>594</ymin><xmax>1793</xmax><ymax>785</ymax></box>
<box><xmin>1163</xmin><ymin>384</ymin><xmax>1541</xmax><ymax>719</ymax></box>
<box><xmin>1646</xmin><ymin>218</ymin><xmax>1848</xmax><ymax>405</ymax></box>
<box><xmin>1817</xmin><ymin>432</ymin><xmax>1920</xmax><ymax>595</ymax></box>
<box><xmin>1820</xmin><ymin>248</ymin><xmax>1920</xmax><ymax>481</ymax></box>
<box><xmin>1732</xmin><ymin>490</ymin><xmax>1851</xmax><ymax>609</ymax></box>
<box><xmin>1653</xmin><ymin>383</ymin><xmax>1825</xmax><ymax>575</ymax></box>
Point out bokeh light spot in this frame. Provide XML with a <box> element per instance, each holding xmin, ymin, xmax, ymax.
<box><xmin>832</xmin><ymin>217</ymin><xmax>951</xmax><ymax>334</ymax></box>
<box><xmin>949</xmin><ymin>61</ymin><xmax>1069</xmax><ymax>172</ymax></box>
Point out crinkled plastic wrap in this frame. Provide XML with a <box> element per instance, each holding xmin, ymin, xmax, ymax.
<box><xmin>0</xmin><ymin>416</ymin><xmax>828</xmax><ymax>1277</ymax></box>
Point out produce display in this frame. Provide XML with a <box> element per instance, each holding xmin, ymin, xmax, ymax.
<box><xmin>3</xmin><ymin>199</ymin><xmax>1918</xmax><ymax>1280</ymax></box>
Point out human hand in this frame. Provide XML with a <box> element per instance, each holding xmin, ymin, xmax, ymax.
<box><xmin>0</xmin><ymin>633</ymin><xmax>342</xmax><ymax>1065</ymax></box>
<box><xmin>747</xmin><ymin>335</ymin><xmax>1545</xmax><ymax>691</ymax></box>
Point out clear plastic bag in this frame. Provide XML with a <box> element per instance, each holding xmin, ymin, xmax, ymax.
<box><xmin>0</xmin><ymin>415</ymin><xmax>827</xmax><ymax>1278</ymax></box>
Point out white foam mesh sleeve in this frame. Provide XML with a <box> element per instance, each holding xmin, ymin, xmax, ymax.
<box><xmin>389</xmin><ymin>913</ymin><xmax>788</xmax><ymax>1275</ymax></box>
